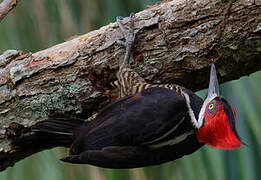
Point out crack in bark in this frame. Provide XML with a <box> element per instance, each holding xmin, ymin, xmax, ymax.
<box><xmin>0</xmin><ymin>0</ymin><xmax>261</xmax><ymax>171</ymax></box>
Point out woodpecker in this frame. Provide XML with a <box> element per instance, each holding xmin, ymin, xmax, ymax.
<box><xmin>14</xmin><ymin>14</ymin><xmax>243</xmax><ymax>168</ymax></box>
<box><xmin>115</xmin><ymin>13</ymin><xmax>182</xmax><ymax>98</ymax></box>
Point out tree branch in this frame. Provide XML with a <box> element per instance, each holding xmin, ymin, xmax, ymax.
<box><xmin>0</xmin><ymin>0</ymin><xmax>19</xmax><ymax>21</ymax></box>
<box><xmin>0</xmin><ymin>0</ymin><xmax>260</xmax><ymax>171</ymax></box>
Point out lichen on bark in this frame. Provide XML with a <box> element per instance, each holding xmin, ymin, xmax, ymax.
<box><xmin>0</xmin><ymin>0</ymin><xmax>260</xmax><ymax>171</ymax></box>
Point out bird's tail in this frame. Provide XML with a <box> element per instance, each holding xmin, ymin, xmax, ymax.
<box><xmin>13</xmin><ymin>114</ymin><xmax>85</xmax><ymax>149</ymax></box>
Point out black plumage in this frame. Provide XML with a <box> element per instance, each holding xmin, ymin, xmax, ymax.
<box><xmin>13</xmin><ymin>14</ymin><xmax>206</xmax><ymax>168</ymax></box>
<box><xmin>27</xmin><ymin>87</ymin><xmax>204</xmax><ymax>168</ymax></box>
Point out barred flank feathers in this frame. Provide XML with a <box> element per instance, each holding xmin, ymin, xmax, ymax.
<box><xmin>16</xmin><ymin>115</ymin><xmax>85</xmax><ymax>149</ymax></box>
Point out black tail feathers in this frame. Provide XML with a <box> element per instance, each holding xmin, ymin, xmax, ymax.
<box><xmin>15</xmin><ymin>114</ymin><xmax>85</xmax><ymax>149</ymax></box>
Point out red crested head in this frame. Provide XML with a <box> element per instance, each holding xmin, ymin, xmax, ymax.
<box><xmin>196</xmin><ymin>97</ymin><xmax>243</xmax><ymax>149</ymax></box>
<box><xmin>196</xmin><ymin>64</ymin><xmax>243</xmax><ymax>150</ymax></box>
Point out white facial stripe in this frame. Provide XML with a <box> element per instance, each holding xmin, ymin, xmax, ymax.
<box><xmin>198</xmin><ymin>94</ymin><xmax>218</xmax><ymax>128</ymax></box>
<box><xmin>142</xmin><ymin>117</ymin><xmax>186</xmax><ymax>145</ymax></box>
<box><xmin>181</xmin><ymin>91</ymin><xmax>200</xmax><ymax>128</ymax></box>
<box><xmin>147</xmin><ymin>130</ymin><xmax>194</xmax><ymax>149</ymax></box>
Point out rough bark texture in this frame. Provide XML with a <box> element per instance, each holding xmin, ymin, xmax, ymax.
<box><xmin>0</xmin><ymin>0</ymin><xmax>260</xmax><ymax>171</ymax></box>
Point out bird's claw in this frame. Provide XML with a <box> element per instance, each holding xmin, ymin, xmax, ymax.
<box><xmin>116</xmin><ymin>39</ymin><xmax>126</xmax><ymax>47</ymax></box>
<box><xmin>116</xmin><ymin>13</ymin><xmax>136</xmax><ymax>69</ymax></box>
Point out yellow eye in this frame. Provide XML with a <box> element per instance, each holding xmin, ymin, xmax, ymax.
<box><xmin>209</xmin><ymin>104</ymin><xmax>214</xmax><ymax>110</ymax></box>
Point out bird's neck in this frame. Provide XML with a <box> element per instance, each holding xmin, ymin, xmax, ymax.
<box><xmin>181</xmin><ymin>89</ymin><xmax>204</xmax><ymax>128</ymax></box>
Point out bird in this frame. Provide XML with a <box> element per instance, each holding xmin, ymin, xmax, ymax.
<box><xmin>13</xmin><ymin>13</ymin><xmax>243</xmax><ymax>168</ymax></box>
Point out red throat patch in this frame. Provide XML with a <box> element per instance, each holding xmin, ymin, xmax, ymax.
<box><xmin>196</xmin><ymin>101</ymin><xmax>243</xmax><ymax>150</ymax></box>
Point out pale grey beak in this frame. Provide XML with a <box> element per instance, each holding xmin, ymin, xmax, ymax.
<box><xmin>197</xmin><ymin>64</ymin><xmax>220</xmax><ymax>128</ymax></box>
<box><xmin>206</xmin><ymin>64</ymin><xmax>220</xmax><ymax>99</ymax></box>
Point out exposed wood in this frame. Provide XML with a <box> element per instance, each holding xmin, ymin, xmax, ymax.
<box><xmin>0</xmin><ymin>0</ymin><xmax>19</xmax><ymax>21</ymax></box>
<box><xmin>0</xmin><ymin>0</ymin><xmax>261</xmax><ymax>171</ymax></box>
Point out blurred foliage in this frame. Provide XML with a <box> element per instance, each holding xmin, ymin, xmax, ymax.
<box><xmin>0</xmin><ymin>0</ymin><xmax>260</xmax><ymax>180</ymax></box>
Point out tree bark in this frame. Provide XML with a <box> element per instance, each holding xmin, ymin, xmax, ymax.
<box><xmin>0</xmin><ymin>0</ymin><xmax>260</xmax><ymax>171</ymax></box>
<box><xmin>0</xmin><ymin>0</ymin><xmax>20</xmax><ymax>21</ymax></box>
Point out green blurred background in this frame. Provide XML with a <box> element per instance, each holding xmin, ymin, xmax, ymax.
<box><xmin>0</xmin><ymin>0</ymin><xmax>260</xmax><ymax>180</ymax></box>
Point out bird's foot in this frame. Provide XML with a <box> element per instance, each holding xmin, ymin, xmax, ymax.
<box><xmin>116</xmin><ymin>13</ymin><xmax>136</xmax><ymax>69</ymax></box>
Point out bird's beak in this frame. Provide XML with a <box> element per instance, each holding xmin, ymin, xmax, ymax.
<box><xmin>206</xmin><ymin>64</ymin><xmax>220</xmax><ymax>99</ymax></box>
<box><xmin>197</xmin><ymin>64</ymin><xmax>220</xmax><ymax>128</ymax></box>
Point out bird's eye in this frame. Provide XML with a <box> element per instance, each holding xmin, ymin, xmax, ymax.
<box><xmin>209</xmin><ymin>104</ymin><xmax>214</xmax><ymax>110</ymax></box>
<box><xmin>207</xmin><ymin>101</ymin><xmax>217</xmax><ymax>117</ymax></box>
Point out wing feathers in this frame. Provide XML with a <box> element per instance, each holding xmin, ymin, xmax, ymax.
<box><xmin>85</xmin><ymin>87</ymin><xmax>194</xmax><ymax>150</ymax></box>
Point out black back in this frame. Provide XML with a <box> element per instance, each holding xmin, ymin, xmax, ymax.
<box><xmin>72</xmin><ymin>87</ymin><xmax>204</xmax><ymax>154</ymax></box>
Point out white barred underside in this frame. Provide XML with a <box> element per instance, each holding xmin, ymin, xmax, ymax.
<box><xmin>117</xmin><ymin>67</ymin><xmax>200</xmax><ymax>149</ymax></box>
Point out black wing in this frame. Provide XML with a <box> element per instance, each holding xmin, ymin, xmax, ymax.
<box><xmin>78</xmin><ymin>87</ymin><xmax>198</xmax><ymax>150</ymax></box>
